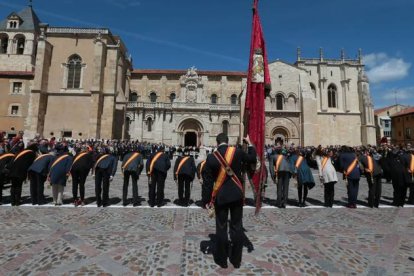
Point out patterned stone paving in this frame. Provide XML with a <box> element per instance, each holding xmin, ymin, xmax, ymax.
<box><xmin>0</xmin><ymin>161</ymin><xmax>414</xmax><ymax>274</ymax></box>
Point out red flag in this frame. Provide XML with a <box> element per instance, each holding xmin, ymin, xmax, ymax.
<box><xmin>244</xmin><ymin>0</ymin><xmax>271</xmax><ymax>214</ymax></box>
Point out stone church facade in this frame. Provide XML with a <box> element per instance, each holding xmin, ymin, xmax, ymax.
<box><xmin>0</xmin><ymin>5</ymin><xmax>376</xmax><ymax>146</ymax></box>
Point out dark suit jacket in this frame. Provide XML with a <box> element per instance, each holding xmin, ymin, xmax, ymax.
<box><xmin>95</xmin><ymin>154</ymin><xmax>118</xmax><ymax>177</ymax></box>
<box><xmin>9</xmin><ymin>150</ymin><xmax>36</xmax><ymax>180</ymax></box>
<box><xmin>122</xmin><ymin>152</ymin><xmax>144</xmax><ymax>175</ymax></box>
<box><xmin>359</xmin><ymin>155</ymin><xmax>382</xmax><ymax>177</ymax></box>
<box><xmin>203</xmin><ymin>144</ymin><xmax>256</xmax><ymax>206</ymax></box>
<box><xmin>146</xmin><ymin>151</ymin><xmax>171</xmax><ymax>175</ymax></box>
<box><xmin>28</xmin><ymin>154</ymin><xmax>54</xmax><ymax>176</ymax></box>
<box><xmin>0</xmin><ymin>153</ymin><xmax>15</xmax><ymax>175</ymax></box>
<box><xmin>339</xmin><ymin>152</ymin><xmax>360</xmax><ymax>180</ymax></box>
<box><xmin>49</xmin><ymin>154</ymin><xmax>73</xmax><ymax>186</ymax></box>
<box><xmin>71</xmin><ymin>152</ymin><xmax>94</xmax><ymax>175</ymax></box>
<box><xmin>173</xmin><ymin>155</ymin><xmax>196</xmax><ymax>180</ymax></box>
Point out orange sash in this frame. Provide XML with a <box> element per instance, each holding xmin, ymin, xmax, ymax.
<box><xmin>122</xmin><ymin>152</ymin><xmax>140</xmax><ymax>171</ymax></box>
<box><xmin>295</xmin><ymin>156</ymin><xmax>304</xmax><ymax>169</ymax></box>
<box><xmin>0</xmin><ymin>153</ymin><xmax>15</xmax><ymax>160</ymax></box>
<box><xmin>50</xmin><ymin>154</ymin><xmax>70</xmax><ymax>172</ymax></box>
<box><xmin>94</xmin><ymin>154</ymin><xmax>109</xmax><ymax>173</ymax></box>
<box><xmin>199</xmin><ymin>160</ymin><xmax>206</xmax><ymax>174</ymax></box>
<box><xmin>344</xmin><ymin>158</ymin><xmax>358</xmax><ymax>178</ymax></box>
<box><xmin>321</xmin><ymin>157</ymin><xmax>329</xmax><ymax>171</ymax></box>
<box><xmin>365</xmin><ymin>156</ymin><xmax>374</xmax><ymax>175</ymax></box>
<box><xmin>34</xmin><ymin>153</ymin><xmax>51</xmax><ymax>163</ymax></box>
<box><xmin>175</xmin><ymin>156</ymin><xmax>190</xmax><ymax>176</ymax></box>
<box><xmin>14</xmin><ymin>150</ymin><xmax>32</xmax><ymax>162</ymax></box>
<box><xmin>211</xmin><ymin>147</ymin><xmax>236</xmax><ymax>203</ymax></box>
<box><xmin>274</xmin><ymin>155</ymin><xmax>284</xmax><ymax>177</ymax></box>
<box><xmin>409</xmin><ymin>154</ymin><xmax>414</xmax><ymax>176</ymax></box>
<box><xmin>73</xmin><ymin>152</ymin><xmax>88</xmax><ymax>166</ymax></box>
<box><xmin>148</xmin><ymin>152</ymin><xmax>163</xmax><ymax>176</ymax></box>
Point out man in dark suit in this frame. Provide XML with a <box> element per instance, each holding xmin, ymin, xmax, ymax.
<box><xmin>71</xmin><ymin>146</ymin><xmax>94</xmax><ymax>206</ymax></box>
<box><xmin>202</xmin><ymin>133</ymin><xmax>256</xmax><ymax>269</ymax></box>
<box><xmin>122</xmin><ymin>147</ymin><xmax>144</xmax><ymax>206</ymax></box>
<box><xmin>401</xmin><ymin>147</ymin><xmax>414</xmax><ymax>204</ymax></box>
<box><xmin>93</xmin><ymin>147</ymin><xmax>117</xmax><ymax>207</ymax></box>
<box><xmin>146</xmin><ymin>146</ymin><xmax>171</xmax><ymax>207</ymax></box>
<box><xmin>359</xmin><ymin>148</ymin><xmax>383</xmax><ymax>208</ymax></box>
<box><xmin>9</xmin><ymin>143</ymin><xmax>37</xmax><ymax>206</ymax></box>
<box><xmin>174</xmin><ymin>147</ymin><xmax>196</xmax><ymax>206</ymax></box>
<box><xmin>339</xmin><ymin>146</ymin><xmax>361</xmax><ymax>208</ymax></box>
<box><xmin>28</xmin><ymin>147</ymin><xmax>54</xmax><ymax>205</ymax></box>
<box><xmin>0</xmin><ymin>151</ymin><xmax>15</xmax><ymax>204</ymax></box>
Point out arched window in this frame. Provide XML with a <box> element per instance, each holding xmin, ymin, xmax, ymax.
<box><xmin>150</xmin><ymin>92</ymin><xmax>157</xmax><ymax>103</ymax></box>
<box><xmin>67</xmin><ymin>55</ymin><xmax>82</xmax><ymax>89</ymax></box>
<box><xmin>230</xmin><ymin>94</ymin><xmax>238</xmax><ymax>105</ymax></box>
<box><xmin>211</xmin><ymin>94</ymin><xmax>217</xmax><ymax>104</ymax></box>
<box><xmin>170</xmin><ymin>92</ymin><xmax>176</xmax><ymax>103</ymax></box>
<box><xmin>222</xmin><ymin>120</ymin><xmax>229</xmax><ymax>135</ymax></box>
<box><xmin>328</xmin><ymin>84</ymin><xmax>337</xmax><ymax>108</ymax></box>
<box><xmin>147</xmin><ymin>118</ymin><xmax>153</xmax><ymax>132</ymax></box>
<box><xmin>0</xmin><ymin>34</ymin><xmax>8</xmax><ymax>54</ymax></box>
<box><xmin>276</xmin><ymin>94</ymin><xmax>284</xmax><ymax>110</ymax></box>
<box><xmin>15</xmin><ymin>35</ymin><xmax>25</xmax><ymax>55</ymax></box>
<box><xmin>129</xmin><ymin>92</ymin><xmax>138</xmax><ymax>101</ymax></box>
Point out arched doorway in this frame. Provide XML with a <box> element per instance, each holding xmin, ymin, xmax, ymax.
<box><xmin>185</xmin><ymin>132</ymin><xmax>197</xmax><ymax>146</ymax></box>
<box><xmin>272</xmin><ymin>127</ymin><xmax>289</xmax><ymax>145</ymax></box>
<box><xmin>177</xmin><ymin>118</ymin><xmax>204</xmax><ymax>147</ymax></box>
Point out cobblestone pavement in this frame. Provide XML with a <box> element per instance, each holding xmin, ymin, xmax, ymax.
<box><xmin>1</xmin><ymin>160</ymin><xmax>414</xmax><ymax>275</ymax></box>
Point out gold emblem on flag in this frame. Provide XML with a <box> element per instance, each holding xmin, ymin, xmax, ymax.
<box><xmin>252</xmin><ymin>48</ymin><xmax>264</xmax><ymax>83</ymax></box>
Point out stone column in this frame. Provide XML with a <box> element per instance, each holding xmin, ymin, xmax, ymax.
<box><xmin>89</xmin><ymin>35</ymin><xmax>106</xmax><ymax>138</ymax></box>
<box><xmin>24</xmin><ymin>30</ymin><xmax>51</xmax><ymax>139</ymax></box>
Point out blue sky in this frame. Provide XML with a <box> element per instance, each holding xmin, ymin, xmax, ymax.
<box><xmin>1</xmin><ymin>0</ymin><xmax>413</xmax><ymax>108</ymax></box>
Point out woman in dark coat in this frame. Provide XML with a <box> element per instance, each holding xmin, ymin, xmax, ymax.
<box><xmin>291</xmin><ymin>149</ymin><xmax>315</xmax><ymax>207</ymax></box>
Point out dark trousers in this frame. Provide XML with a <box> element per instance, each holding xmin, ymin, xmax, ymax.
<box><xmin>297</xmin><ymin>180</ymin><xmax>308</xmax><ymax>204</ymax></box>
<box><xmin>367</xmin><ymin>175</ymin><xmax>382</xmax><ymax>207</ymax></box>
<box><xmin>347</xmin><ymin>179</ymin><xmax>360</xmax><ymax>205</ymax></box>
<box><xmin>277</xmin><ymin>172</ymin><xmax>290</xmax><ymax>207</ymax></box>
<box><xmin>29</xmin><ymin>171</ymin><xmax>46</xmax><ymax>205</ymax></box>
<box><xmin>95</xmin><ymin>168</ymin><xmax>110</xmax><ymax>206</ymax></box>
<box><xmin>324</xmin><ymin>182</ymin><xmax>336</xmax><ymax>207</ymax></box>
<box><xmin>0</xmin><ymin>173</ymin><xmax>4</xmax><ymax>203</ymax></box>
<box><xmin>178</xmin><ymin>174</ymin><xmax>192</xmax><ymax>204</ymax></box>
<box><xmin>408</xmin><ymin>176</ymin><xmax>414</xmax><ymax>204</ymax></box>
<box><xmin>123</xmin><ymin>171</ymin><xmax>139</xmax><ymax>205</ymax></box>
<box><xmin>214</xmin><ymin>200</ymin><xmax>243</xmax><ymax>267</ymax></box>
<box><xmin>395</xmin><ymin>183</ymin><xmax>407</xmax><ymax>207</ymax></box>
<box><xmin>72</xmin><ymin>171</ymin><xmax>88</xmax><ymax>201</ymax></box>
<box><xmin>149</xmin><ymin>170</ymin><xmax>166</xmax><ymax>206</ymax></box>
<box><xmin>10</xmin><ymin>177</ymin><xmax>24</xmax><ymax>206</ymax></box>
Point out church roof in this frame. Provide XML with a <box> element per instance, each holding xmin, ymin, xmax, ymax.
<box><xmin>132</xmin><ymin>69</ymin><xmax>247</xmax><ymax>77</ymax></box>
<box><xmin>0</xmin><ymin>6</ymin><xmax>41</xmax><ymax>32</ymax></box>
<box><xmin>270</xmin><ymin>59</ymin><xmax>308</xmax><ymax>71</ymax></box>
<box><xmin>374</xmin><ymin>104</ymin><xmax>410</xmax><ymax>116</ymax></box>
<box><xmin>391</xmin><ymin>107</ymin><xmax>414</xmax><ymax>118</ymax></box>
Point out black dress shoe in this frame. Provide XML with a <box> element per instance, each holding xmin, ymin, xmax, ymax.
<box><xmin>230</xmin><ymin>261</ymin><xmax>240</xmax><ymax>269</ymax></box>
<box><xmin>133</xmin><ymin>203</ymin><xmax>141</xmax><ymax>207</ymax></box>
<box><xmin>214</xmin><ymin>258</ymin><xmax>228</xmax><ymax>269</ymax></box>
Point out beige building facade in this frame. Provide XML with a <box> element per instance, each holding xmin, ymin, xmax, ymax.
<box><xmin>0</xmin><ymin>6</ymin><xmax>132</xmax><ymax>140</ymax></box>
<box><xmin>0</xmin><ymin>6</ymin><xmax>376</xmax><ymax>146</ymax></box>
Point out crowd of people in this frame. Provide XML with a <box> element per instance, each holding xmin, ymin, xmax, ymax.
<box><xmin>0</xmin><ymin>132</ymin><xmax>413</xmax><ymax>209</ymax></box>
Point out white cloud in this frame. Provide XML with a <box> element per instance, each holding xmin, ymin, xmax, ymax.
<box><xmin>364</xmin><ymin>53</ymin><xmax>411</xmax><ymax>84</ymax></box>
<box><xmin>382</xmin><ymin>86</ymin><xmax>414</xmax><ymax>100</ymax></box>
